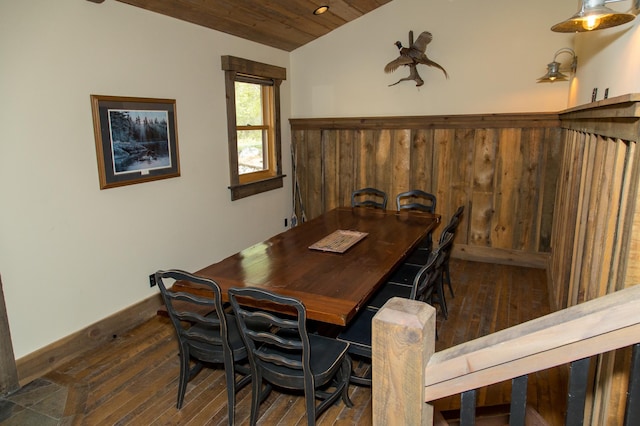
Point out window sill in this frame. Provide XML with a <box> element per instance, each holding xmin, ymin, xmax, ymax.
<box><xmin>229</xmin><ymin>174</ymin><xmax>286</xmax><ymax>200</ymax></box>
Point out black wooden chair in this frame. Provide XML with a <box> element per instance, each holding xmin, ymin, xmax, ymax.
<box><xmin>404</xmin><ymin>204</ymin><xmax>464</xmax><ymax>294</ymax></box>
<box><xmin>395</xmin><ymin>189</ymin><xmax>436</xmax><ymax>213</ymax></box>
<box><xmin>439</xmin><ymin>205</ymin><xmax>464</xmax><ymax>298</ymax></box>
<box><xmin>228</xmin><ymin>287</ymin><xmax>353</xmax><ymax>426</ymax></box>
<box><xmin>431</xmin><ymin>232</ymin><xmax>455</xmax><ymax>319</ymax></box>
<box><xmin>155</xmin><ymin>270</ymin><xmax>250</xmax><ymax>425</ymax></box>
<box><xmin>397</xmin><ymin>189</ymin><xmax>437</xmax><ymax>257</ymax></box>
<box><xmin>368</xmin><ymin>237</ymin><xmax>446</xmax><ymax>312</ymax></box>
<box><xmin>385</xmin><ymin>206</ymin><xmax>455</xmax><ymax>291</ymax></box>
<box><xmin>351</xmin><ymin>187</ymin><xmax>387</xmax><ymax>209</ymax></box>
<box><xmin>337</xmin><ymin>252</ymin><xmax>442</xmax><ymax>386</ymax></box>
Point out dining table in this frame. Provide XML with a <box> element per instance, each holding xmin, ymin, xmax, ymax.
<box><xmin>171</xmin><ymin>206</ymin><xmax>440</xmax><ymax>326</ymax></box>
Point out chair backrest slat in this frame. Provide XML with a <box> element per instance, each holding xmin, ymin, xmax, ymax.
<box><xmin>352</xmin><ymin>187</ymin><xmax>388</xmax><ymax>209</ymax></box>
<box><xmin>229</xmin><ymin>288</ymin><xmax>311</xmax><ymax>373</ymax></box>
<box><xmin>396</xmin><ymin>190</ymin><xmax>436</xmax><ymax>213</ymax></box>
<box><xmin>156</xmin><ymin>270</ymin><xmax>228</xmax><ymax>348</ymax></box>
<box><xmin>410</xmin><ymin>252</ymin><xmax>439</xmax><ymax>303</ymax></box>
<box><xmin>436</xmin><ymin>232</ymin><xmax>455</xmax><ymax>270</ymax></box>
<box><xmin>439</xmin><ymin>205</ymin><xmax>465</xmax><ymax>244</ymax></box>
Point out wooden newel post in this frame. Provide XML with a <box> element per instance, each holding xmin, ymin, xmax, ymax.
<box><xmin>372</xmin><ymin>297</ymin><xmax>436</xmax><ymax>425</ymax></box>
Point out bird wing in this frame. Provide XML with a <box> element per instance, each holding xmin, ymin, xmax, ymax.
<box><xmin>411</xmin><ymin>31</ymin><xmax>433</xmax><ymax>53</ymax></box>
<box><xmin>384</xmin><ymin>55</ymin><xmax>414</xmax><ymax>73</ymax></box>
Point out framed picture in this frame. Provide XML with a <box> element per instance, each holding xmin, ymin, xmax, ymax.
<box><xmin>90</xmin><ymin>95</ymin><xmax>180</xmax><ymax>189</ymax></box>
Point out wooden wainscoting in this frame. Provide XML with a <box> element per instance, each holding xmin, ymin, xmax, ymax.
<box><xmin>551</xmin><ymin>94</ymin><xmax>640</xmax><ymax>309</ymax></box>
<box><xmin>290</xmin><ymin>113</ymin><xmax>562</xmax><ymax>268</ymax></box>
<box><xmin>549</xmin><ymin>94</ymin><xmax>640</xmax><ymax>425</ymax></box>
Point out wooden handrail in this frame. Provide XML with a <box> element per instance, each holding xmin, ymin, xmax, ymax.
<box><xmin>423</xmin><ymin>284</ymin><xmax>640</xmax><ymax>401</ymax></box>
<box><xmin>372</xmin><ymin>285</ymin><xmax>640</xmax><ymax>425</ymax></box>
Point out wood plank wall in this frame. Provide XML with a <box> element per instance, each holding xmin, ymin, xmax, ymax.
<box><xmin>550</xmin><ymin>94</ymin><xmax>640</xmax><ymax>425</ymax></box>
<box><xmin>290</xmin><ymin>114</ymin><xmax>562</xmax><ymax>268</ymax></box>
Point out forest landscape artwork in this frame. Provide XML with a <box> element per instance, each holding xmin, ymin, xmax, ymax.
<box><xmin>108</xmin><ymin>109</ymin><xmax>171</xmax><ymax>174</ymax></box>
<box><xmin>91</xmin><ymin>95</ymin><xmax>180</xmax><ymax>189</ymax></box>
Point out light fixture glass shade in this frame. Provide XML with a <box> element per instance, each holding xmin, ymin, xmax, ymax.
<box><xmin>537</xmin><ymin>62</ymin><xmax>569</xmax><ymax>82</ymax></box>
<box><xmin>551</xmin><ymin>0</ymin><xmax>636</xmax><ymax>32</ymax></box>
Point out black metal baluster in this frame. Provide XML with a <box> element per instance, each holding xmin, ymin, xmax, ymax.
<box><xmin>460</xmin><ymin>389</ymin><xmax>476</xmax><ymax>426</ymax></box>
<box><xmin>624</xmin><ymin>343</ymin><xmax>640</xmax><ymax>426</ymax></box>
<box><xmin>510</xmin><ymin>375</ymin><xmax>528</xmax><ymax>426</ymax></box>
<box><xmin>565</xmin><ymin>357</ymin><xmax>590</xmax><ymax>426</ymax></box>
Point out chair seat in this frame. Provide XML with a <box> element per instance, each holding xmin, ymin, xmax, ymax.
<box><xmin>404</xmin><ymin>247</ymin><xmax>432</xmax><ymax>266</ymax></box>
<box><xmin>257</xmin><ymin>334</ymin><xmax>350</xmax><ymax>389</ymax></box>
<box><xmin>367</xmin><ymin>283</ymin><xmax>412</xmax><ymax>309</ymax></box>
<box><xmin>337</xmin><ymin>308</ymin><xmax>376</xmax><ymax>357</ymax></box>
<box><xmin>386</xmin><ymin>263</ymin><xmax>423</xmax><ymax>286</ymax></box>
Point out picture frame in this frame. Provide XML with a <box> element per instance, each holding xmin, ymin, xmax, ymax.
<box><xmin>90</xmin><ymin>95</ymin><xmax>180</xmax><ymax>189</ymax></box>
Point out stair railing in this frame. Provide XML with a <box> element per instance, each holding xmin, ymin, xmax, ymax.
<box><xmin>371</xmin><ymin>284</ymin><xmax>640</xmax><ymax>425</ymax></box>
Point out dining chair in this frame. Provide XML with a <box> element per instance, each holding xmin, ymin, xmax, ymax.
<box><xmin>404</xmin><ymin>203</ymin><xmax>461</xmax><ymax>271</ymax></box>
<box><xmin>367</xmin><ymin>240</ymin><xmax>442</xmax><ymax>311</ymax></box>
<box><xmin>396</xmin><ymin>189</ymin><xmax>437</xmax><ymax>254</ymax></box>
<box><xmin>439</xmin><ymin>205</ymin><xmax>464</xmax><ymax>298</ymax></box>
<box><xmin>228</xmin><ymin>287</ymin><xmax>353</xmax><ymax>426</ymax></box>
<box><xmin>395</xmin><ymin>189</ymin><xmax>437</xmax><ymax>213</ymax></box>
<box><xmin>385</xmin><ymin>208</ymin><xmax>455</xmax><ymax>288</ymax></box>
<box><xmin>351</xmin><ymin>187</ymin><xmax>388</xmax><ymax>209</ymax></box>
<box><xmin>155</xmin><ymin>270</ymin><xmax>250</xmax><ymax>425</ymax></box>
<box><xmin>337</xmin><ymin>251</ymin><xmax>441</xmax><ymax>386</ymax></box>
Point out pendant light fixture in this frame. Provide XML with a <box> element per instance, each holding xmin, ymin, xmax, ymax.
<box><xmin>551</xmin><ymin>0</ymin><xmax>636</xmax><ymax>32</ymax></box>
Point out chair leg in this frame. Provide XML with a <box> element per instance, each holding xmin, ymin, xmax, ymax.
<box><xmin>437</xmin><ymin>277</ymin><xmax>448</xmax><ymax>319</ymax></box>
<box><xmin>249</xmin><ymin>368</ymin><xmax>263</xmax><ymax>426</ymax></box>
<box><xmin>341</xmin><ymin>357</ymin><xmax>354</xmax><ymax>407</ymax></box>
<box><xmin>304</xmin><ymin>374</ymin><xmax>316</xmax><ymax>426</ymax></box>
<box><xmin>224</xmin><ymin>361</ymin><xmax>236</xmax><ymax>426</ymax></box>
<box><xmin>176</xmin><ymin>347</ymin><xmax>191</xmax><ymax>409</ymax></box>
<box><xmin>444</xmin><ymin>261</ymin><xmax>454</xmax><ymax>298</ymax></box>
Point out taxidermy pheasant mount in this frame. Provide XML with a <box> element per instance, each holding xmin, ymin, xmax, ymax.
<box><xmin>385</xmin><ymin>30</ymin><xmax>449</xmax><ymax>87</ymax></box>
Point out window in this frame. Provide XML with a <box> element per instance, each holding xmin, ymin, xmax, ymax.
<box><xmin>222</xmin><ymin>56</ymin><xmax>286</xmax><ymax>200</ymax></box>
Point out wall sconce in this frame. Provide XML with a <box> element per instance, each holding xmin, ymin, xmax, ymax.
<box><xmin>551</xmin><ymin>0</ymin><xmax>636</xmax><ymax>32</ymax></box>
<box><xmin>537</xmin><ymin>48</ymin><xmax>578</xmax><ymax>83</ymax></box>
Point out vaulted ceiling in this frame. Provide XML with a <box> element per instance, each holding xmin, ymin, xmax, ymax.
<box><xmin>111</xmin><ymin>0</ymin><xmax>393</xmax><ymax>52</ymax></box>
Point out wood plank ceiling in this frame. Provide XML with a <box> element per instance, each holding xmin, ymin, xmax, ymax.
<box><xmin>111</xmin><ymin>0</ymin><xmax>393</xmax><ymax>52</ymax></box>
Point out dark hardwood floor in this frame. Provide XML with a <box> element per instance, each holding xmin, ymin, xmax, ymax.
<box><xmin>0</xmin><ymin>259</ymin><xmax>566</xmax><ymax>425</ymax></box>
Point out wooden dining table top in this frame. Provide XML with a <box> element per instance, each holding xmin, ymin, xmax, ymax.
<box><xmin>172</xmin><ymin>207</ymin><xmax>440</xmax><ymax>326</ymax></box>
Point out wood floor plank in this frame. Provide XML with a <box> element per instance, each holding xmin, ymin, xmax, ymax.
<box><xmin>250</xmin><ymin>392</ymin><xmax>294</xmax><ymax>425</ymax></box>
<box><xmin>83</xmin><ymin>336</ymin><xmax>179</xmax><ymax>422</ymax></box>
<box><xmin>61</xmin><ymin>318</ymin><xmax>173</xmax><ymax>380</ymax></box>
<box><xmin>331</xmin><ymin>384</ymin><xmax>373</xmax><ymax>425</ymax></box>
<box><xmin>93</xmin><ymin>355</ymin><xmax>180</xmax><ymax>424</ymax></box>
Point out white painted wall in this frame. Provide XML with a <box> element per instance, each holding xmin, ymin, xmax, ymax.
<box><xmin>0</xmin><ymin>0</ymin><xmax>291</xmax><ymax>358</ymax></box>
<box><xmin>568</xmin><ymin>2</ymin><xmax>640</xmax><ymax>106</ymax></box>
<box><xmin>290</xmin><ymin>0</ymin><xmax>639</xmax><ymax>117</ymax></box>
<box><xmin>290</xmin><ymin>0</ymin><xmax>577</xmax><ymax>117</ymax></box>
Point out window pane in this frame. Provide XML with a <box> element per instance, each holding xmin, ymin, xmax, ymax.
<box><xmin>235</xmin><ymin>82</ymin><xmax>263</xmax><ymax>126</ymax></box>
<box><xmin>237</xmin><ymin>129</ymin><xmax>267</xmax><ymax>174</ymax></box>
